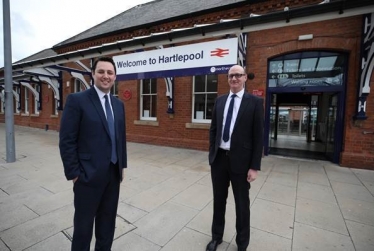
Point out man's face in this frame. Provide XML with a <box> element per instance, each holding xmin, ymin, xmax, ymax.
<box><xmin>228</xmin><ymin>65</ymin><xmax>247</xmax><ymax>93</ymax></box>
<box><xmin>92</xmin><ymin>61</ymin><xmax>116</xmax><ymax>93</ymax></box>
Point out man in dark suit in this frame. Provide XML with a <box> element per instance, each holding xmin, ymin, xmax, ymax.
<box><xmin>59</xmin><ymin>57</ymin><xmax>127</xmax><ymax>251</ymax></box>
<box><xmin>207</xmin><ymin>65</ymin><xmax>264</xmax><ymax>251</ymax></box>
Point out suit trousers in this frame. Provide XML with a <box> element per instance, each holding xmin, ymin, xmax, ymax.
<box><xmin>72</xmin><ymin>162</ymin><xmax>120</xmax><ymax>251</ymax></box>
<box><xmin>211</xmin><ymin>148</ymin><xmax>251</xmax><ymax>249</ymax></box>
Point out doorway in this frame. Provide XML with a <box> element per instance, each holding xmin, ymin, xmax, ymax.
<box><xmin>264</xmin><ymin>51</ymin><xmax>347</xmax><ymax>163</ymax></box>
<box><xmin>267</xmin><ymin>92</ymin><xmax>342</xmax><ymax>162</ymax></box>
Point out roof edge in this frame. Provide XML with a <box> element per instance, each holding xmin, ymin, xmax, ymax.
<box><xmin>52</xmin><ymin>0</ymin><xmax>253</xmax><ymax>50</ymax></box>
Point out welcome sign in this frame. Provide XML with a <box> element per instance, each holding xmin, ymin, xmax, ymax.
<box><xmin>113</xmin><ymin>37</ymin><xmax>238</xmax><ymax>80</ymax></box>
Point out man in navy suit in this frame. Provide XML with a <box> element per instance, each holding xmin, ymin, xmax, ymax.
<box><xmin>59</xmin><ymin>57</ymin><xmax>127</xmax><ymax>251</ymax></box>
<box><xmin>207</xmin><ymin>65</ymin><xmax>264</xmax><ymax>251</ymax></box>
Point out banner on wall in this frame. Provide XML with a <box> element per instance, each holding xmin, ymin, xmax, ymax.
<box><xmin>113</xmin><ymin>37</ymin><xmax>238</xmax><ymax>80</ymax></box>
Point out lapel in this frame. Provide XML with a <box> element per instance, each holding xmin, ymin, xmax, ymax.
<box><xmin>110</xmin><ymin>95</ymin><xmax>120</xmax><ymax>137</ymax></box>
<box><xmin>233</xmin><ymin>92</ymin><xmax>251</xmax><ymax>130</ymax></box>
<box><xmin>218</xmin><ymin>94</ymin><xmax>229</xmax><ymax>131</ymax></box>
<box><xmin>88</xmin><ymin>87</ymin><xmax>111</xmax><ymax>137</ymax></box>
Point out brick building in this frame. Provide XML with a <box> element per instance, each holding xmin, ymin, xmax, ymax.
<box><xmin>1</xmin><ymin>0</ymin><xmax>374</xmax><ymax>169</ymax></box>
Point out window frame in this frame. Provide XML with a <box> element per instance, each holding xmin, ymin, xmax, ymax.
<box><xmin>140</xmin><ymin>78</ymin><xmax>157</xmax><ymax>121</ymax></box>
<box><xmin>192</xmin><ymin>74</ymin><xmax>218</xmax><ymax>124</ymax></box>
<box><xmin>34</xmin><ymin>84</ymin><xmax>40</xmax><ymax>115</ymax></box>
<box><xmin>24</xmin><ymin>87</ymin><xmax>29</xmax><ymax>114</ymax></box>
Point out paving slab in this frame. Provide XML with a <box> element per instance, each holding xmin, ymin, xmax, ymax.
<box><xmin>187</xmin><ymin>201</ymin><xmax>236</xmax><ymax>244</ymax></box>
<box><xmin>336</xmin><ymin>196</ymin><xmax>374</xmax><ymax>226</ymax></box>
<box><xmin>250</xmin><ymin>198</ymin><xmax>294</xmax><ymax>239</ymax></box>
<box><xmin>160</xmin><ymin>227</ymin><xmax>229</xmax><ymax>251</ymax></box>
<box><xmin>23</xmin><ymin>232</ymin><xmax>71</xmax><ymax>251</ymax></box>
<box><xmin>266</xmin><ymin>171</ymin><xmax>298</xmax><ymax>188</ymax></box>
<box><xmin>257</xmin><ymin>181</ymin><xmax>296</xmax><ymax>207</ymax></box>
<box><xmin>297</xmin><ymin>182</ymin><xmax>337</xmax><ymax>204</ymax></box>
<box><xmin>0</xmin><ymin>202</ymin><xmax>38</xmax><ymax>232</ymax></box>
<box><xmin>298</xmin><ymin>172</ymin><xmax>331</xmax><ymax>186</ymax></box>
<box><xmin>133</xmin><ymin>201</ymin><xmax>198</xmax><ymax>246</ymax></box>
<box><xmin>124</xmin><ymin>183</ymin><xmax>180</xmax><ymax>212</ymax></box>
<box><xmin>0</xmin><ymin>205</ymin><xmax>74</xmax><ymax>250</ymax></box>
<box><xmin>1</xmin><ymin>124</ymin><xmax>374</xmax><ymax>251</ymax></box>
<box><xmin>246</xmin><ymin>227</ymin><xmax>292</xmax><ymax>251</ymax></box>
<box><xmin>116</xmin><ymin>202</ymin><xmax>148</xmax><ymax>224</ymax></box>
<box><xmin>292</xmin><ymin>222</ymin><xmax>354</xmax><ymax>251</ymax></box>
<box><xmin>331</xmin><ymin>181</ymin><xmax>374</xmax><ymax>203</ymax></box>
<box><xmin>295</xmin><ymin>197</ymin><xmax>348</xmax><ymax>235</ymax></box>
<box><xmin>112</xmin><ymin>232</ymin><xmax>161</xmax><ymax>251</ymax></box>
<box><xmin>346</xmin><ymin>220</ymin><xmax>374</xmax><ymax>251</ymax></box>
<box><xmin>325</xmin><ymin>169</ymin><xmax>362</xmax><ymax>185</ymax></box>
<box><xmin>171</xmin><ymin>183</ymin><xmax>213</xmax><ymax>210</ymax></box>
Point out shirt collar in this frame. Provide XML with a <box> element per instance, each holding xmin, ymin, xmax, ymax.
<box><xmin>230</xmin><ymin>88</ymin><xmax>244</xmax><ymax>99</ymax></box>
<box><xmin>93</xmin><ymin>85</ymin><xmax>110</xmax><ymax>99</ymax></box>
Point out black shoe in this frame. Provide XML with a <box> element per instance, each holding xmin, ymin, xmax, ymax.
<box><xmin>238</xmin><ymin>248</ymin><xmax>246</xmax><ymax>251</ymax></box>
<box><xmin>206</xmin><ymin>239</ymin><xmax>222</xmax><ymax>251</ymax></box>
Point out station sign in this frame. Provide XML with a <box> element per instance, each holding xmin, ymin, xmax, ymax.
<box><xmin>113</xmin><ymin>38</ymin><xmax>238</xmax><ymax>80</ymax></box>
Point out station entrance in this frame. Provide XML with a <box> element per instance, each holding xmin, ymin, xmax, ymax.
<box><xmin>264</xmin><ymin>51</ymin><xmax>347</xmax><ymax>163</ymax></box>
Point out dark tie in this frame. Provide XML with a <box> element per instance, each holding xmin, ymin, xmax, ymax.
<box><xmin>104</xmin><ymin>95</ymin><xmax>117</xmax><ymax>164</ymax></box>
<box><xmin>223</xmin><ymin>94</ymin><xmax>236</xmax><ymax>142</ymax></box>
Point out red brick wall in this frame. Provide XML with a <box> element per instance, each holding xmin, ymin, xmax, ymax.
<box><xmin>12</xmin><ymin>83</ymin><xmax>60</xmax><ymax>130</ymax></box>
<box><xmin>247</xmin><ymin>15</ymin><xmax>374</xmax><ymax>169</ymax></box>
<box><xmin>121</xmin><ymin>76</ymin><xmax>213</xmax><ymax>151</ymax></box>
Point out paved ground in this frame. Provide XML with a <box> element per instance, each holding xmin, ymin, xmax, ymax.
<box><xmin>0</xmin><ymin>123</ymin><xmax>374</xmax><ymax>251</ymax></box>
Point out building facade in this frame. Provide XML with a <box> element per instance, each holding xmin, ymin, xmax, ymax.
<box><xmin>1</xmin><ymin>0</ymin><xmax>374</xmax><ymax>169</ymax></box>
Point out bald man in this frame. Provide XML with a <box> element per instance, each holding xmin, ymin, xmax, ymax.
<box><xmin>207</xmin><ymin>65</ymin><xmax>264</xmax><ymax>251</ymax></box>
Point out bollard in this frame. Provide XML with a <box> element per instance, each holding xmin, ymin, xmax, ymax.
<box><xmin>45</xmin><ymin>124</ymin><xmax>49</xmax><ymax>131</ymax></box>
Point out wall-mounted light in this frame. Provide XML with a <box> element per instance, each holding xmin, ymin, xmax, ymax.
<box><xmin>298</xmin><ymin>34</ymin><xmax>313</xmax><ymax>41</ymax></box>
<box><xmin>66</xmin><ymin>81</ymin><xmax>70</xmax><ymax>87</ymax></box>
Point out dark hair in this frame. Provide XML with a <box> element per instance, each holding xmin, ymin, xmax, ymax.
<box><xmin>92</xmin><ymin>57</ymin><xmax>116</xmax><ymax>74</ymax></box>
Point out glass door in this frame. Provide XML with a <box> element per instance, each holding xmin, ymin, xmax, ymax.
<box><xmin>325</xmin><ymin>94</ymin><xmax>338</xmax><ymax>160</ymax></box>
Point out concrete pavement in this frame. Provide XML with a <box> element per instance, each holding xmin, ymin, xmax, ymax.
<box><xmin>0</xmin><ymin>123</ymin><xmax>374</xmax><ymax>251</ymax></box>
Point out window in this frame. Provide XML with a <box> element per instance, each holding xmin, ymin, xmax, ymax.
<box><xmin>111</xmin><ymin>81</ymin><xmax>119</xmax><ymax>97</ymax></box>
<box><xmin>14</xmin><ymin>86</ymin><xmax>20</xmax><ymax>114</ymax></box>
<box><xmin>51</xmin><ymin>89</ymin><xmax>58</xmax><ymax>116</ymax></box>
<box><xmin>54</xmin><ymin>99</ymin><xmax>58</xmax><ymax>115</ymax></box>
<box><xmin>192</xmin><ymin>74</ymin><xmax>218</xmax><ymax>123</ymax></box>
<box><xmin>0</xmin><ymin>90</ymin><xmax>4</xmax><ymax>113</ymax></box>
<box><xmin>24</xmin><ymin>87</ymin><xmax>29</xmax><ymax>114</ymax></box>
<box><xmin>34</xmin><ymin>84</ymin><xmax>40</xmax><ymax>115</ymax></box>
<box><xmin>140</xmin><ymin>78</ymin><xmax>157</xmax><ymax>120</ymax></box>
<box><xmin>74</xmin><ymin>78</ymin><xmax>88</xmax><ymax>93</ymax></box>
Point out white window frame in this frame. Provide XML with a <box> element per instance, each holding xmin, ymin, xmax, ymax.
<box><xmin>74</xmin><ymin>79</ymin><xmax>84</xmax><ymax>93</ymax></box>
<box><xmin>34</xmin><ymin>84</ymin><xmax>40</xmax><ymax>115</ymax></box>
<box><xmin>54</xmin><ymin>98</ymin><xmax>58</xmax><ymax>115</ymax></box>
<box><xmin>0</xmin><ymin>90</ymin><xmax>4</xmax><ymax>113</ymax></box>
<box><xmin>140</xmin><ymin>78</ymin><xmax>157</xmax><ymax>121</ymax></box>
<box><xmin>24</xmin><ymin>87</ymin><xmax>29</xmax><ymax>114</ymax></box>
<box><xmin>192</xmin><ymin>74</ymin><xmax>218</xmax><ymax>123</ymax></box>
<box><xmin>111</xmin><ymin>80</ymin><xmax>118</xmax><ymax>97</ymax></box>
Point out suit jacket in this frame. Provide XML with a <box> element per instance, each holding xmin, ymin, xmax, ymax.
<box><xmin>59</xmin><ymin>87</ymin><xmax>127</xmax><ymax>186</ymax></box>
<box><xmin>209</xmin><ymin>92</ymin><xmax>264</xmax><ymax>173</ymax></box>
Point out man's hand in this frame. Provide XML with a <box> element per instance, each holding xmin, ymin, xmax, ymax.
<box><xmin>73</xmin><ymin>177</ymin><xmax>78</xmax><ymax>183</ymax></box>
<box><xmin>247</xmin><ymin>169</ymin><xmax>258</xmax><ymax>183</ymax></box>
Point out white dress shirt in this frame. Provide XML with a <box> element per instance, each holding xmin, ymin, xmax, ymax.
<box><xmin>220</xmin><ymin>88</ymin><xmax>244</xmax><ymax>150</ymax></box>
<box><xmin>93</xmin><ymin>85</ymin><xmax>114</xmax><ymax>120</ymax></box>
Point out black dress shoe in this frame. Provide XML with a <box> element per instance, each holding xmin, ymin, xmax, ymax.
<box><xmin>237</xmin><ymin>248</ymin><xmax>246</xmax><ymax>251</ymax></box>
<box><xmin>206</xmin><ymin>239</ymin><xmax>222</xmax><ymax>251</ymax></box>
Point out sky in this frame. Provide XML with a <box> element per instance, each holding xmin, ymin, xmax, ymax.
<box><xmin>0</xmin><ymin>0</ymin><xmax>153</xmax><ymax>68</ymax></box>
